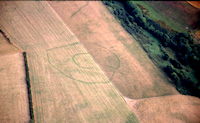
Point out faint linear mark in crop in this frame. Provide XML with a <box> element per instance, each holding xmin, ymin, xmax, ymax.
<box><xmin>46</xmin><ymin>42</ymin><xmax>110</xmax><ymax>84</ymax></box>
<box><xmin>91</xmin><ymin>43</ymin><xmax>120</xmax><ymax>69</ymax></box>
<box><xmin>70</xmin><ymin>1</ymin><xmax>89</xmax><ymax>19</ymax></box>
<box><xmin>75</xmin><ymin>101</ymin><xmax>88</xmax><ymax>111</ymax></box>
<box><xmin>90</xmin><ymin>43</ymin><xmax>120</xmax><ymax>81</ymax></box>
<box><xmin>72</xmin><ymin>53</ymin><xmax>94</xmax><ymax>69</ymax></box>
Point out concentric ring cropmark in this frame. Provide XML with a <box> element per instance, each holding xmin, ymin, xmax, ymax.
<box><xmin>47</xmin><ymin>42</ymin><xmax>110</xmax><ymax>84</ymax></box>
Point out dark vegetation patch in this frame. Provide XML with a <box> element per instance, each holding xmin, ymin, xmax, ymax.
<box><xmin>23</xmin><ymin>52</ymin><xmax>35</xmax><ymax>123</ymax></box>
<box><xmin>0</xmin><ymin>28</ymin><xmax>12</xmax><ymax>44</ymax></box>
<box><xmin>102</xmin><ymin>1</ymin><xmax>200</xmax><ymax>98</ymax></box>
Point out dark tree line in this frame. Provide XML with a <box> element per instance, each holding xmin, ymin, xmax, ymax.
<box><xmin>23</xmin><ymin>52</ymin><xmax>35</xmax><ymax>123</ymax></box>
<box><xmin>103</xmin><ymin>0</ymin><xmax>200</xmax><ymax>97</ymax></box>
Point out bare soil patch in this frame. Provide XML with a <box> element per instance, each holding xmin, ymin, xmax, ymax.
<box><xmin>125</xmin><ymin>94</ymin><xmax>200</xmax><ymax>123</ymax></box>
<box><xmin>48</xmin><ymin>1</ymin><xmax>179</xmax><ymax>99</ymax></box>
<box><xmin>0</xmin><ymin>52</ymin><xmax>30</xmax><ymax>123</ymax></box>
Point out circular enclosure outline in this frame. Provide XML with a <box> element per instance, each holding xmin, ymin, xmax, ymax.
<box><xmin>72</xmin><ymin>53</ymin><xmax>94</xmax><ymax>69</ymax></box>
<box><xmin>46</xmin><ymin>42</ymin><xmax>110</xmax><ymax>84</ymax></box>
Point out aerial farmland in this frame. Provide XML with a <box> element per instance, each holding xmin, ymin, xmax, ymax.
<box><xmin>0</xmin><ymin>1</ymin><xmax>200</xmax><ymax>123</ymax></box>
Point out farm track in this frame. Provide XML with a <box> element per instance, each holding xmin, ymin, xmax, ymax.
<box><xmin>0</xmin><ymin>1</ymin><xmax>139</xmax><ymax>123</ymax></box>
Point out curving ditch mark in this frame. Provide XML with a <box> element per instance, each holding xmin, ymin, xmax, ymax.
<box><xmin>70</xmin><ymin>1</ymin><xmax>89</xmax><ymax>19</ymax></box>
<box><xmin>90</xmin><ymin>43</ymin><xmax>121</xmax><ymax>81</ymax></box>
<box><xmin>91</xmin><ymin>43</ymin><xmax>120</xmax><ymax>69</ymax></box>
<box><xmin>72</xmin><ymin>53</ymin><xmax>94</xmax><ymax>69</ymax></box>
<box><xmin>47</xmin><ymin>42</ymin><xmax>110</xmax><ymax>84</ymax></box>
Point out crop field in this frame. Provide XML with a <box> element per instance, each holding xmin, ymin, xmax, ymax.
<box><xmin>0</xmin><ymin>52</ymin><xmax>30</xmax><ymax>123</ymax></box>
<box><xmin>48</xmin><ymin>1</ymin><xmax>179</xmax><ymax>99</ymax></box>
<box><xmin>187</xmin><ymin>1</ymin><xmax>200</xmax><ymax>9</ymax></box>
<box><xmin>1</xmin><ymin>1</ymin><xmax>200</xmax><ymax>123</ymax></box>
<box><xmin>0</xmin><ymin>1</ymin><xmax>139</xmax><ymax>122</ymax></box>
<box><xmin>125</xmin><ymin>95</ymin><xmax>200</xmax><ymax>123</ymax></box>
<box><xmin>132</xmin><ymin>1</ymin><xmax>200</xmax><ymax>33</ymax></box>
<box><xmin>0</xmin><ymin>31</ymin><xmax>30</xmax><ymax>122</ymax></box>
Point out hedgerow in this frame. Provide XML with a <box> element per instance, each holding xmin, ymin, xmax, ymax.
<box><xmin>23</xmin><ymin>52</ymin><xmax>35</xmax><ymax>123</ymax></box>
<box><xmin>102</xmin><ymin>0</ymin><xmax>200</xmax><ymax>97</ymax></box>
<box><xmin>0</xmin><ymin>28</ymin><xmax>35</xmax><ymax>122</ymax></box>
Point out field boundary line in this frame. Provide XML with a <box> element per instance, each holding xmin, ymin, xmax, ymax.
<box><xmin>0</xmin><ymin>28</ymin><xmax>24</xmax><ymax>52</ymax></box>
<box><xmin>23</xmin><ymin>52</ymin><xmax>35</xmax><ymax>123</ymax></box>
<box><xmin>70</xmin><ymin>1</ymin><xmax>89</xmax><ymax>19</ymax></box>
<box><xmin>46</xmin><ymin>42</ymin><xmax>111</xmax><ymax>84</ymax></box>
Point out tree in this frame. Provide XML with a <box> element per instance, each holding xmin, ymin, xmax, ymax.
<box><xmin>128</xmin><ymin>15</ymin><xmax>135</xmax><ymax>23</ymax></box>
<box><xmin>152</xmin><ymin>30</ymin><xmax>160</xmax><ymax>37</ymax></box>
<box><xmin>179</xmin><ymin>32</ymin><xmax>189</xmax><ymax>39</ymax></box>
<box><xmin>160</xmin><ymin>34</ymin><xmax>170</xmax><ymax>47</ymax></box>
<box><xmin>178</xmin><ymin>54</ymin><xmax>189</xmax><ymax>65</ymax></box>
<box><xmin>102</xmin><ymin>0</ymin><xmax>111</xmax><ymax>6</ymax></box>
<box><xmin>162</xmin><ymin>52</ymin><xmax>169</xmax><ymax>60</ymax></box>
<box><xmin>163</xmin><ymin>34</ymin><xmax>170</xmax><ymax>42</ymax></box>
<box><xmin>135</xmin><ymin>14</ymin><xmax>147</xmax><ymax>28</ymax></box>
<box><xmin>170</xmin><ymin>59</ymin><xmax>182</xmax><ymax>69</ymax></box>
<box><xmin>164</xmin><ymin>64</ymin><xmax>175</xmax><ymax>73</ymax></box>
<box><xmin>124</xmin><ymin>1</ymin><xmax>138</xmax><ymax>13</ymax></box>
<box><xmin>179</xmin><ymin>37</ymin><xmax>187</xmax><ymax>44</ymax></box>
<box><xmin>169</xmin><ymin>40</ymin><xmax>178</xmax><ymax>50</ymax></box>
<box><xmin>171</xmin><ymin>72</ymin><xmax>180</xmax><ymax>83</ymax></box>
<box><xmin>131</xmin><ymin>6</ymin><xmax>143</xmax><ymax>17</ymax></box>
<box><xmin>29</xmin><ymin>119</ymin><xmax>35</xmax><ymax>123</ymax></box>
<box><xmin>148</xmin><ymin>25</ymin><xmax>155</xmax><ymax>33</ymax></box>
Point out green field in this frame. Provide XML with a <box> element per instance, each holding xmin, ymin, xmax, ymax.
<box><xmin>132</xmin><ymin>1</ymin><xmax>198</xmax><ymax>33</ymax></box>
